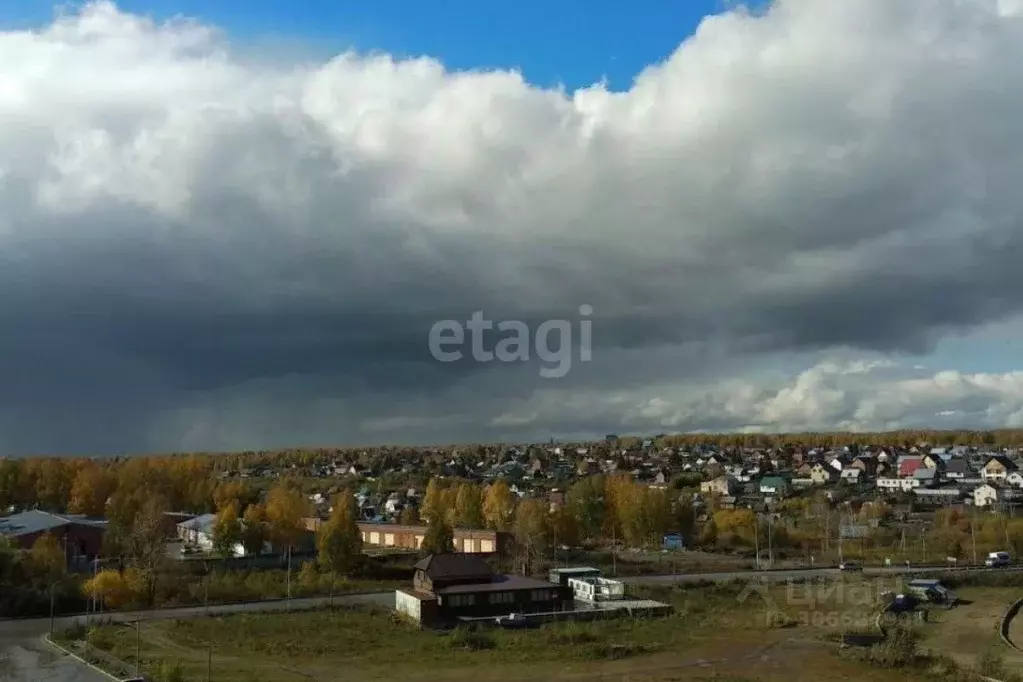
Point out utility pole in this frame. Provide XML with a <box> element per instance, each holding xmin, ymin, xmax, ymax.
<box><xmin>611</xmin><ymin>527</ymin><xmax>617</xmax><ymax>577</ymax></box>
<box><xmin>754</xmin><ymin>517</ymin><xmax>761</xmax><ymax>570</ymax></box>
<box><xmin>207</xmin><ymin>645</ymin><xmax>212</xmax><ymax>682</ymax></box>
<box><xmin>286</xmin><ymin>545</ymin><xmax>292</xmax><ymax>610</ymax></box>
<box><xmin>838</xmin><ymin>513</ymin><xmax>844</xmax><ymax>565</ymax></box>
<box><xmin>135</xmin><ymin>619</ymin><xmax>141</xmax><ymax>675</ymax></box>
<box><xmin>49</xmin><ymin>582</ymin><xmax>55</xmax><ymax>635</ymax></box>
<box><xmin>971</xmin><ymin>510</ymin><xmax>978</xmax><ymax>565</ymax></box>
<box><xmin>768</xmin><ymin>515</ymin><xmax>773</xmax><ymax>567</ymax></box>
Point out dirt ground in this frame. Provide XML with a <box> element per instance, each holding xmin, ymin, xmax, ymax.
<box><xmin>916</xmin><ymin>587</ymin><xmax>1023</xmax><ymax>669</ymax></box>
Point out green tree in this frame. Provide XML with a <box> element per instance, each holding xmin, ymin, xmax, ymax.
<box><xmin>317</xmin><ymin>490</ymin><xmax>363</xmax><ymax>580</ymax></box>
<box><xmin>566</xmin><ymin>475</ymin><xmax>606</xmax><ymax>540</ymax></box>
<box><xmin>513</xmin><ymin>498</ymin><xmax>550</xmax><ymax>573</ymax></box>
<box><xmin>212</xmin><ymin>502</ymin><xmax>243</xmax><ymax>558</ymax></box>
<box><xmin>30</xmin><ymin>532</ymin><xmax>65</xmax><ymax>583</ymax></box>
<box><xmin>241</xmin><ymin>503</ymin><xmax>268</xmax><ymax>557</ymax></box>
<box><xmin>421</xmin><ymin>517</ymin><xmax>455</xmax><ymax>555</ymax></box>
<box><xmin>453</xmin><ymin>483</ymin><xmax>484</xmax><ymax>528</ymax></box>
<box><xmin>398</xmin><ymin>505</ymin><xmax>420</xmax><ymax>526</ymax></box>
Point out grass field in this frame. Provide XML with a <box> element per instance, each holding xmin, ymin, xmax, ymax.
<box><xmin>64</xmin><ymin>577</ymin><xmax>1011</xmax><ymax>682</ymax></box>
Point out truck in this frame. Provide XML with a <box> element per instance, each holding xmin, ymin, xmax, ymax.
<box><xmin>985</xmin><ymin>551</ymin><xmax>1011</xmax><ymax>567</ymax></box>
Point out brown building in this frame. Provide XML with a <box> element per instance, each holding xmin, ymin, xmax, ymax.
<box><xmin>303</xmin><ymin>518</ymin><xmax>508</xmax><ymax>554</ymax></box>
<box><xmin>0</xmin><ymin>510</ymin><xmax>107</xmax><ymax>565</ymax></box>
<box><xmin>395</xmin><ymin>553</ymin><xmax>572</xmax><ymax>626</ymax></box>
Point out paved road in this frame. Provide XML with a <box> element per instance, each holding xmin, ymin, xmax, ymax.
<box><xmin>0</xmin><ymin>592</ymin><xmax>393</xmax><ymax>681</ymax></box>
<box><xmin>624</xmin><ymin>563</ymin><xmax>1023</xmax><ymax>585</ymax></box>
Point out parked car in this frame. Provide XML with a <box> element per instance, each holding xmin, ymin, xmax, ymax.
<box><xmin>839</xmin><ymin>562</ymin><xmax>861</xmax><ymax>571</ymax></box>
<box><xmin>494</xmin><ymin>613</ymin><xmax>531</xmax><ymax>629</ymax></box>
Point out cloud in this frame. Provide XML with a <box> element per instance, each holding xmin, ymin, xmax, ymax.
<box><xmin>2</xmin><ymin>1</ymin><xmax>1023</xmax><ymax>452</ymax></box>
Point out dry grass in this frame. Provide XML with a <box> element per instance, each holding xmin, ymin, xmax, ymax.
<box><xmin>73</xmin><ymin>577</ymin><xmax>958</xmax><ymax>682</ymax></box>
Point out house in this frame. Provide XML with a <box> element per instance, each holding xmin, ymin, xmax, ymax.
<box><xmin>810</xmin><ymin>463</ymin><xmax>838</xmax><ymax>485</ymax></box>
<box><xmin>178</xmin><ymin>514</ymin><xmax>225</xmax><ymax>553</ymax></box>
<box><xmin>877</xmin><ymin>477</ymin><xmax>920</xmax><ymax>492</ymax></box>
<box><xmin>839</xmin><ymin>468</ymin><xmax>862</xmax><ymax>485</ymax></box>
<box><xmin>700</xmin><ymin>475</ymin><xmax>738</xmax><ymax>496</ymax></box>
<box><xmin>759</xmin><ymin>476</ymin><xmax>790</xmax><ymax>497</ymax></box>
<box><xmin>0</xmin><ymin>510</ymin><xmax>107</xmax><ymax>565</ymax></box>
<box><xmin>898</xmin><ymin>457</ymin><xmax>924</xmax><ymax>478</ymax></box>
<box><xmin>982</xmin><ymin>456</ymin><xmax>1018</xmax><ymax>481</ymax></box>
<box><xmin>943</xmin><ymin>458</ymin><xmax>973</xmax><ymax>480</ymax></box>
<box><xmin>913</xmin><ymin>468</ymin><xmax>938</xmax><ymax>488</ymax></box>
<box><xmin>974</xmin><ymin>484</ymin><xmax>1001</xmax><ymax>507</ymax></box>
<box><xmin>304</xmin><ymin>519</ymin><xmax>507</xmax><ymax>554</ymax></box>
<box><xmin>921</xmin><ymin>453</ymin><xmax>946</xmax><ymax>471</ymax></box>
<box><xmin>394</xmin><ymin>553</ymin><xmax>572</xmax><ymax>626</ymax></box>
<box><xmin>1007</xmin><ymin>472</ymin><xmax>1023</xmax><ymax>488</ymax></box>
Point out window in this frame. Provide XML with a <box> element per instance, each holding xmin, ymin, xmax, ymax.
<box><xmin>489</xmin><ymin>592</ymin><xmax>514</xmax><ymax>605</ymax></box>
<box><xmin>447</xmin><ymin>594</ymin><xmax>476</xmax><ymax>607</ymax></box>
<box><xmin>531</xmin><ymin>590</ymin><xmax>553</xmax><ymax>602</ymax></box>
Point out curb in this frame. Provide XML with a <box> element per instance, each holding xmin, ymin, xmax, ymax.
<box><xmin>999</xmin><ymin>597</ymin><xmax>1023</xmax><ymax>652</ymax></box>
<box><xmin>43</xmin><ymin>633</ymin><xmax>121</xmax><ymax>682</ymax></box>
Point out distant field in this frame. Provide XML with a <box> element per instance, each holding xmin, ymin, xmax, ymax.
<box><xmin>68</xmin><ymin>576</ymin><xmax>963</xmax><ymax>682</ymax></box>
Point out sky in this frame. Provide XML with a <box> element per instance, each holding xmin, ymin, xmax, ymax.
<box><xmin>4</xmin><ymin>0</ymin><xmax>1023</xmax><ymax>455</ymax></box>
<box><xmin>5</xmin><ymin>0</ymin><xmax>737</xmax><ymax>89</ymax></box>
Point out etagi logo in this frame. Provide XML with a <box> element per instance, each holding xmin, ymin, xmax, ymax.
<box><xmin>428</xmin><ymin>305</ymin><xmax>593</xmax><ymax>379</ymax></box>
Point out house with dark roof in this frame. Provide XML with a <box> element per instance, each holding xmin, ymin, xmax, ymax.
<box><xmin>0</xmin><ymin>510</ymin><xmax>107</xmax><ymax>565</ymax></box>
<box><xmin>395</xmin><ymin>553</ymin><xmax>572</xmax><ymax>626</ymax></box>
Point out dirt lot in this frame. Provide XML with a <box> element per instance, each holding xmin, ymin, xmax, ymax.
<box><xmin>915</xmin><ymin>586</ymin><xmax>1023</xmax><ymax>669</ymax></box>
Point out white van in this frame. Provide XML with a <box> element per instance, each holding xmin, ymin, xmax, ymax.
<box><xmin>986</xmin><ymin>551</ymin><xmax>1011</xmax><ymax>567</ymax></box>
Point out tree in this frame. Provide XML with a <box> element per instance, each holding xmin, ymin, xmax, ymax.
<box><xmin>398</xmin><ymin>505</ymin><xmax>420</xmax><ymax>526</ymax></box>
<box><xmin>317</xmin><ymin>491</ymin><xmax>362</xmax><ymax>580</ymax></box>
<box><xmin>298</xmin><ymin>561</ymin><xmax>321</xmax><ymax>594</ymax></box>
<box><xmin>0</xmin><ymin>460</ymin><xmax>20</xmax><ymax>511</ymax></box>
<box><xmin>213</xmin><ymin>481</ymin><xmax>250</xmax><ymax>512</ymax></box>
<box><xmin>482</xmin><ymin>480</ymin><xmax>516</xmax><ymax>531</ymax></box>
<box><xmin>82</xmin><ymin>568</ymin><xmax>143</xmax><ymax>610</ymax></box>
<box><xmin>550</xmin><ymin>505</ymin><xmax>580</xmax><ymax>548</ymax></box>
<box><xmin>212</xmin><ymin>502</ymin><xmax>243</xmax><ymax>558</ymax></box>
<box><xmin>265</xmin><ymin>485</ymin><xmax>309</xmax><ymax>553</ymax></box>
<box><xmin>127</xmin><ymin>496</ymin><xmax>170</xmax><ymax>605</ymax></box>
<box><xmin>420</xmin><ymin>479</ymin><xmax>448</xmax><ymax>526</ymax></box>
<box><xmin>30</xmin><ymin>533</ymin><xmax>65</xmax><ymax>583</ymax></box>
<box><xmin>513</xmin><ymin>498</ymin><xmax>550</xmax><ymax>573</ymax></box>
<box><xmin>241</xmin><ymin>503</ymin><xmax>268</xmax><ymax>557</ymax></box>
<box><xmin>453</xmin><ymin>483</ymin><xmax>484</xmax><ymax>528</ymax></box>
<box><xmin>67</xmin><ymin>464</ymin><xmax>112</xmax><ymax>517</ymax></box>
<box><xmin>566</xmin><ymin>476</ymin><xmax>605</xmax><ymax>540</ymax></box>
<box><xmin>421</xmin><ymin>517</ymin><xmax>454</xmax><ymax>555</ymax></box>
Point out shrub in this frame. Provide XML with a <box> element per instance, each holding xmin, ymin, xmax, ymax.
<box><xmin>447</xmin><ymin>628</ymin><xmax>496</xmax><ymax>651</ymax></box>
<box><xmin>159</xmin><ymin>661</ymin><xmax>186</xmax><ymax>682</ymax></box>
<box><xmin>545</xmin><ymin>622</ymin><xmax>599</xmax><ymax>645</ymax></box>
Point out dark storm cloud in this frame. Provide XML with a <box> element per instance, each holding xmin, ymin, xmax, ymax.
<box><xmin>4</xmin><ymin>1</ymin><xmax>1023</xmax><ymax>452</ymax></box>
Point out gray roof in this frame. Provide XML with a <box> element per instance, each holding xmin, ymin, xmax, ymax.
<box><xmin>177</xmin><ymin>513</ymin><xmax>217</xmax><ymax>534</ymax></box>
<box><xmin>434</xmin><ymin>574</ymin><xmax>559</xmax><ymax>595</ymax></box>
<box><xmin>0</xmin><ymin>510</ymin><xmax>107</xmax><ymax>538</ymax></box>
